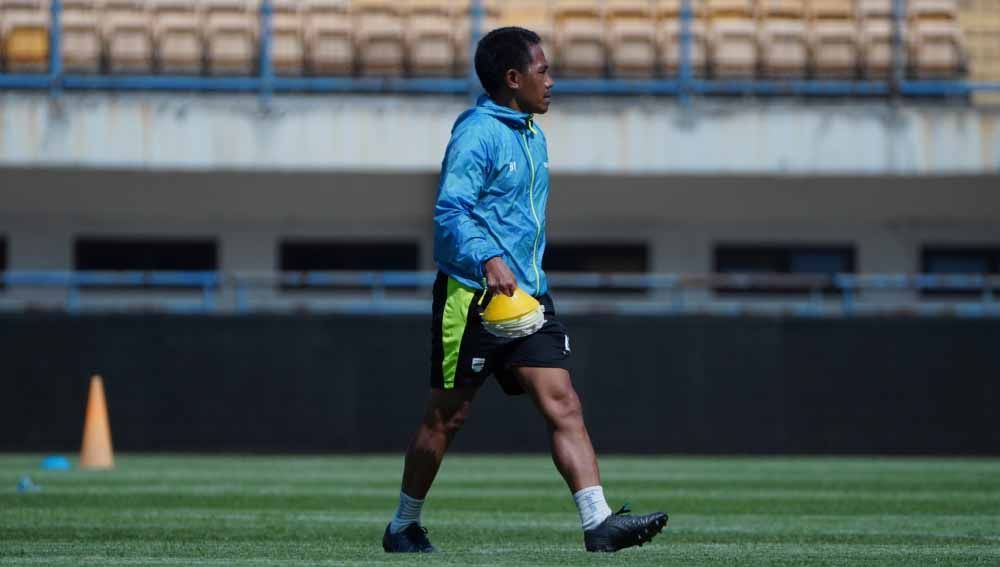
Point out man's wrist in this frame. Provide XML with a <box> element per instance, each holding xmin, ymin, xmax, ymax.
<box><xmin>483</xmin><ymin>255</ymin><xmax>502</xmax><ymax>270</ymax></box>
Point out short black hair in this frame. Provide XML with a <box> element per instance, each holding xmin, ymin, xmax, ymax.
<box><xmin>474</xmin><ymin>27</ymin><xmax>541</xmax><ymax>97</ymax></box>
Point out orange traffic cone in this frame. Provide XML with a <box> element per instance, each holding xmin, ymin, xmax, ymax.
<box><xmin>80</xmin><ymin>375</ymin><xmax>114</xmax><ymax>470</ymax></box>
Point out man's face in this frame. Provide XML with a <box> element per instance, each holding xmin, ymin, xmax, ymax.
<box><xmin>513</xmin><ymin>43</ymin><xmax>554</xmax><ymax>115</ymax></box>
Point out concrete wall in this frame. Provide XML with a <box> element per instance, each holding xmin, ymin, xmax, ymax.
<box><xmin>2</xmin><ymin>93</ymin><xmax>999</xmax><ymax>174</ymax></box>
<box><xmin>2</xmin><ymin>168</ymin><xmax>998</xmax><ymax>273</ymax></box>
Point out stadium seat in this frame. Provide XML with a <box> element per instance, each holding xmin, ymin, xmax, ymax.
<box><xmin>707</xmin><ymin>0</ymin><xmax>757</xmax><ymax>78</ymax></box>
<box><xmin>910</xmin><ymin>0</ymin><xmax>959</xmax><ymax>19</ymax></box>
<box><xmin>104</xmin><ymin>0</ymin><xmax>154</xmax><ymax>74</ymax></box>
<box><xmin>499</xmin><ymin>0</ymin><xmax>555</xmax><ymax>69</ymax></box>
<box><xmin>354</xmin><ymin>0</ymin><xmax>406</xmax><ymax>76</ymax></box>
<box><xmin>61</xmin><ymin>0</ymin><xmax>102</xmax><ymax>73</ymax></box>
<box><xmin>270</xmin><ymin>0</ymin><xmax>304</xmax><ymax>75</ymax></box>
<box><xmin>858</xmin><ymin>0</ymin><xmax>894</xmax><ymax>78</ymax></box>
<box><xmin>657</xmin><ymin>0</ymin><xmax>709</xmax><ymax>78</ymax></box>
<box><xmin>758</xmin><ymin>0</ymin><xmax>808</xmax><ymax>78</ymax></box>
<box><xmin>0</xmin><ymin>0</ymin><xmax>47</xmax><ymax>22</ymax></box>
<box><xmin>908</xmin><ymin>0</ymin><xmax>964</xmax><ymax>78</ymax></box>
<box><xmin>2</xmin><ymin>5</ymin><xmax>49</xmax><ymax>72</ymax></box>
<box><xmin>809</xmin><ymin>0</ymin><xmax>859</xmax><ymax>78</ymax></box>
<box><xmin>303</xmin><ymin>0</ymin><xmax>353</xmax><ymax>75</ymax></box>
<box><xmin>960</xmin><ymin>0</ymin><xmax>1000</xmax><ymax>103</ymax></box>
<box><xmin>453</xmin><ymin>0</ymin><xmax>499</xmax><ymax>76</ymax></box>
<box><xmin>406</xmin><ymin>0</ymin><xmax>455</xmax><ymax>76</ymax></box>
<box><xmin>204</xmin><ymin>0</ymin><xmax>256</xmax><ymax>75</ymax></box>
<box><xmin>61</xmin><ymin>0</ymin><xmax>97</xmax><ymax>17</ymax></box>
<box><xmin>606</xmin><ymin>0</ymin><xmax>656</xmax><ymax>78</ymax></box>
<box><xmin>152</xmin><ymin>0</ymin><xmax>203</xmax><ymax>74</ymax></box>
<box><xmin>553</xmin><ymin>0</ymin><xmax>606</xmax><ymax>77</ymax></box>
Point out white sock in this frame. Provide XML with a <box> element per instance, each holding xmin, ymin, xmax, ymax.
<box><xmin>573</xmin><ymin>485</ymin><xmax>613</xmax><ymax>531</ymax></box>
<box><xmin>389</xmin><ymin>491</ymin><xmax>425</xmax><ymax>534</ymax></box>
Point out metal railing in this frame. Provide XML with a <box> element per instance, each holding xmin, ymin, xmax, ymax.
<box><xmin>1</xmin><ymin>270</ymin><xmax>998</xmax><ymax>317</ymax></box>
<box><xmin>0</xmin><ymin>0</ymin><xmax>997</xmax><ymax>103</ymax></box>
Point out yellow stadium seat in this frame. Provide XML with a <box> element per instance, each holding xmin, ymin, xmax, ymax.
<box><xmin>303</xmin><ymin>0</ymin><xmax>353</xmax><ymax>75</ymax></box>
<box><xmin>270</xmin><ymin>0</ymin><xmax>304</xmax><ymax>75</ymax></box>
<box><xmin>553</xmin><ymin>0</ymin><xmax>606</xmax><ymax>77</ymax></box>
<box><xmin>858</xmin><ymin>0</ymin><xmax>893</xmax><ymax>78</ymax></box>
<box><xmin>1</xmin><ymin>0</ymin><xmax>46</xmax><ymax>71</ymax></box>
<box><xmin>810</xmin><ymin>0</ymin><xmax>859</xmax><ymax>78</ymax></box>
<box><xmin>104</xmin><ymin>0</ymin><xmax>154</xmax><ymax>74</ymax></box>
<box><xmin>606</xmin><ymin>0</ymin><xmax>656</xmax><ymax>78</ymax></box>
<box><xmin>499</xmin><ymin>0</ymin><xmax>556</xmax><ymax>69</ymax></box>
<box><xmin>657</xmin><ymin>0</ymin><xmax>709</xmax><ymax>78</ymax></box>
<box><xmin>406</xmin><ymin>0</ymin><xmax>455</xmax><ymax>76</ymax></box>
<box><xmin>152</xmin><ymin>0</ymin><xmax>204</xmax><ymax>74</ymax></box>
<box><xmin>3</xmin><ymin>10</ymin><xmax>49</xmax><ymax>72</ymax></box>
<box><xmin>453</xmin><ymin>0</ymin><xmax>500</xmax><ymax>76</ymax></box>
<box><xmin>707</xmin><ymin>0</ymin><xmax>756</xmax><ymax>78</ymax></box>
<box><xmin>204</xmin><ymin>0</ymin><xmax>256</xmax><ymax>75</ymax></box>
<box><xmin>354</xmin><ymin>0</ymin><xmax>406</xmax><ymax>76</ymax></box>
<box><xmin>61</xmin><ymin>0</ymin><xmax>102</xmax><ymax>73</ymax></box>
<box><xmin>758</xmin><ymin>0</ymin><xmax>808</xmax><ymax>78</ymax></box>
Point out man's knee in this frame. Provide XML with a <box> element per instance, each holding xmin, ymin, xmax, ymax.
<box><xmin>435</xmin><ymin>401</ymin><xmax>472</xmax><ymax>435</ymax></box>
<box><xmin>424</xmin><ymin>388</ymin><xmax>476</xmax><ymax>435</ymax></box>
<box><xmin>517</xmin><ymin>368</ymin><xmax>584</xmax><ymax>426</ymax></box>
<box><xmin>543</xmin><ymin>384</ymin><xmax>583</xmax><ymax>425</ymax></box>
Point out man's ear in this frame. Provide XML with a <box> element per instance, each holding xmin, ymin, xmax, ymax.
<box><xmin>504</xmin><ymin>68</ymin><xmax>521</xmax><ymax>91</ymax></box>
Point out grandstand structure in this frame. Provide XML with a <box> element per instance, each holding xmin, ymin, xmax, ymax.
<box><xmin>0</xmin><ymin>0</ymin><xmax>997</xmax><ymax>95</ymax></box>
<box><xmin>0</xmin><ymin>1</ymin><xmax>999</xmax><ymax>315</ymax></box>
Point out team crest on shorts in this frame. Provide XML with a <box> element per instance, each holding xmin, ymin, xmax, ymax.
<box><xmin>471</xmin><ymin>357</ymin><xmax>486</xmax><ymax>373</ymax></box>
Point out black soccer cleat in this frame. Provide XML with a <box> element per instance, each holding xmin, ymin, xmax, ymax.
<box><xmin>584</xmin><ymin>504</ymin><xmax>668</xmax><ymax>552</ymax></box>
<box><xmin>382</xmin><ymin>523</ymin><xmax>436</xmax><ymax>553</ymax></box>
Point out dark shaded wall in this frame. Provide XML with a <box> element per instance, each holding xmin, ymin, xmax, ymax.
<box><xmin>1</xmin><ymin>314</ymin><xmax>996</xmax><ymax>454</ymax></box>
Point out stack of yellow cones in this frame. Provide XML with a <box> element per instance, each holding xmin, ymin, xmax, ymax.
<box><xmin>481</xmin><ymin>287</ymin><xmax>546</xmax><ymax>338</ymax></box>
<box><xmin>80</xmin><ymin>375</ymin><xmax>114</xmax><ymax>470</ymax></box>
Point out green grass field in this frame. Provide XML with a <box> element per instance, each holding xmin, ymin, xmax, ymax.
<box><xmin>2</xmin><ymin>454</ymin><xmax>999</xmax><ymax>566</ymax></box>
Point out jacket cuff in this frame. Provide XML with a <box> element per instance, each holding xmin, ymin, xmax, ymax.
<box><xmin>477</xmin><ymin>250</ymin><xmax>505</xmax><ymax>279</ymax></box>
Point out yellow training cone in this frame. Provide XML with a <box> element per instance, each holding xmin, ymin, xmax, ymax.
<box><xmin>80</xmin><ymin>375</ymin><xmax>114</xmax><ymax>470</ymax></box>
<box><xmin>481</xmin><ymin>287</ymin><xmax>546</xmax><ymax>338</ymax></box>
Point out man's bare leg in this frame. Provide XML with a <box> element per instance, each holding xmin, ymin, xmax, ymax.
<box><xmin>401</xmin><ymin>385</ymin><xmax>478</xmax><ymax>499</ymax></box>
<box><xmin>384</xmin><ymin>386</ymin><xmax>479</xmax><ymax>552</ymax></box>
<box><xmin>514</xmin><ymin>367</ymin><xmax>600</xmax><ymax>492</ymax></box>
<box><xmin>515</xmin><ymin>366</ymin><xmax>668</xmax><ymax>551</ymax></box>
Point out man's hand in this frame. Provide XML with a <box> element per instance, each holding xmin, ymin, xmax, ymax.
<box><xmin>484</xmin><ymin>256</ymin><xmax>517</xmax><ymax>297</ymax></box>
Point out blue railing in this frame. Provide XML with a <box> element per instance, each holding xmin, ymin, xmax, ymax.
<box><xmin>0</xmin><ymin>0</ymin><xmax>998</xmax><ymax>100</ymax></box>
<box><xmin>1</xmin><ymin>270</ymin><xmax>998</xmax><ymax>317</ymax></box>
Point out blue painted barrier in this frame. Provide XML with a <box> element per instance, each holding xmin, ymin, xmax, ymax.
<box><xmin>1</xmin><ymin>270</ymin><xmax>998</xmax><ymax>316</ymax></box>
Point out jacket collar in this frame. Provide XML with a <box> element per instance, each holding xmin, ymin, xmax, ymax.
<box><xmin>477</xmin><ymin>94</ymin><xmax>534</xmax><ymax>130</ymax></box>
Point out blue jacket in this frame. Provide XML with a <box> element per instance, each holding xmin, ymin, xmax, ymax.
<box><xmin>434</xmin><ymin>95</ymin><xmax>550</xmax><ymax>296</ymax></box>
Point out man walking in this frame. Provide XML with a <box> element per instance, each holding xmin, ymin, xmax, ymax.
<box><xmin>383</xmin><ymin>27</ymin><xmax>668</xmax><ymax>554</ymax></box>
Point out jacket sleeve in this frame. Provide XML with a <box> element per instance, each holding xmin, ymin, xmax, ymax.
<box><xmin>434</xmin><ymin>124</ymin><xmax>505</xmax><ymax>281</ymax></box>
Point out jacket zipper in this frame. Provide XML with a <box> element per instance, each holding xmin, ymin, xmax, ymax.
<box><xmin>519</xmin><ymin>127</ymin><xmax>542</xmax><ymax>297</ymax></box>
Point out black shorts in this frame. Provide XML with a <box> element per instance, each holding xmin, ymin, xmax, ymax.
<box><xmin>430</xmin><ymin>271</ymin><xmax>572</xmax><ymax>396</ymax></box>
